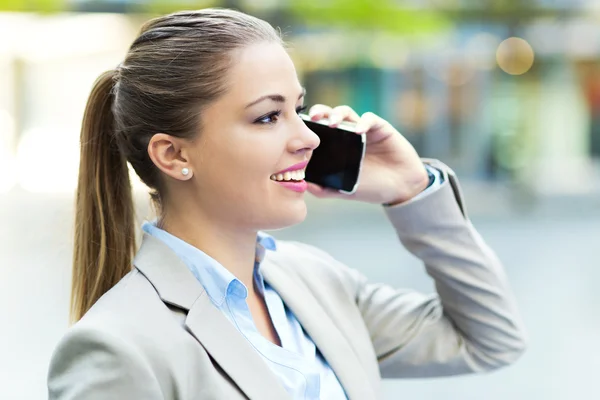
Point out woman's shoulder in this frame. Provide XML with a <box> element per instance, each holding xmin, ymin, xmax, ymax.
<box><xmin>55</xmin><ymin>268</ymin><xmax>182</xmax><ymax>354</ymax></box>
<box><xmin>47</xmin><ymin>270</ymin><xmax>178</xmax><ymax>399</ymax></box>
<box><xmin>269</xmin><ymin>240</ymin><xmax>357</xmax><ymax>273</ymax></box>
<box><xmin>79</xmin><ymin>269</ymin><xmax>163</xmax><ymax>325</ymax></box>
<box><xmin>265</xmin><ymin>239</ymin><xmax>364</xmax><ymax>295</ymax></box>
<box><xmin>269</xmin><ymin>240</ymin><xmax>340</xmax><ymax>271</ymax></box>
<box><xmin>48</xmin><ymin>268</ymin><xmax>192</xmax><ymax>388</ymax></box>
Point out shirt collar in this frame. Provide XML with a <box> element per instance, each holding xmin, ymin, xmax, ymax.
<box><xmin>255</xmin><ymin>231</ymin><xmax>276</xmax><ymax>263</ymax></box>
<box><xmin>141</xmin><ymin>221</ymin><xmax>276</xmax><ymax>307</ymax></box>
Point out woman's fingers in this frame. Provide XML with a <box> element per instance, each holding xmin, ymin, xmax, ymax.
<box><xmin>309</xmin><ymin>104</ymin><xmax>360</xmax><ymax>127</ymax></box>
<box><xmin>306</xmin><ymin>182</ymin><xmax>343</xmax><ymax>199</ymax></box>
<box><xmin>308</xmin><ymin>104</ymin><xmax>333</xmax><ymax>121</ymax></box>
<box><xmin>309</xmin><ymin>107</ymin><xmax>394</xmax><ymax>144</ymax></box>
<box><xmin>329</xmin><ymin>105</ymin><xmax>360</xmax><ymax>126</ymax></box>
<box><xmin>355</xmin><ymin>111</ymin><xmax>386</xmax><ymax>134</ymax></box>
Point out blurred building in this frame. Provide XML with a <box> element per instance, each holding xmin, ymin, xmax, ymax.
<box><xmin>1</xmin><ymin>0</ymin><xmax>599</xmax><ymax>198</ymax></box>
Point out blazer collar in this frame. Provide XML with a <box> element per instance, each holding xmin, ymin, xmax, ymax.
<box><xmin>133</xmin><ymin>233</ymin><xmax>290</xmax><ymax>400</ymax></box>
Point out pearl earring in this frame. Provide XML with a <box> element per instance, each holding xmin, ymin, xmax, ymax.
<box><xmin>181</xmin><ymin>168</ymin><xmax>190</xmax><ymax>176</ymax></box>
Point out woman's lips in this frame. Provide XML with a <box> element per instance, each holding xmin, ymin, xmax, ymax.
<box><xmin>271</xmin><ymin>160</ymin><xmax>309</xmax><ymax>193</ymax></box>
<box><xmin>274</xmin><ymin>180</ymin><xmax>308</xmax><ymax>193</ymax></box>
<box><xmin>274</xmin><ymin>160</ymin><xmax>309</xmax><ymax>175</ymax></box>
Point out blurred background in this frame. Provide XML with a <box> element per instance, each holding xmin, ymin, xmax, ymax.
<box><xmin>1</xmin><ymin>0</ymin><xmax>599</xmax><ymax>399</ymax></box>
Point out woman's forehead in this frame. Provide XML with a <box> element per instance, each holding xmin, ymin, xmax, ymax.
<box><xmin>227</xmin><ymin>42</ymin><xmax>302</xmax><ymax>100</ymax></box>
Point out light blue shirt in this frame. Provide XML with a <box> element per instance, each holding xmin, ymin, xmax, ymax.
<box><xmin>142</xmin><ymin>164</ymin><xmax>442</xmax><ymax>399</ymax></box>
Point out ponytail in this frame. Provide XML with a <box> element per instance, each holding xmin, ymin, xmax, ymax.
<box><xmin>71</xmin><ymin>70</ymin><xmax>136</xmax><ymax>323</ymax></box>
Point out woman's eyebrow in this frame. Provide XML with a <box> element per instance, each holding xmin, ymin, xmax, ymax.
<box><xmin>245</xmin><ymin>87</ymin><xmax>306</xmax><ymax>109</ymax></box>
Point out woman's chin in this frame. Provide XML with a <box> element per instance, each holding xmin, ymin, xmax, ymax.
<box><xmin>263</xmin><ymin>201</ymin><xmax>307</xmax><ymax>230</ymax></box>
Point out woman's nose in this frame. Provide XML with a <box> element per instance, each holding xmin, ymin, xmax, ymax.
<box><xmin>289</xmin><ymin>120</ymin><xmax>320</xmax><ymax>155</ymax></box>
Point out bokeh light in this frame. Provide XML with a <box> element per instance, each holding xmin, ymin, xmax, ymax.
<box><xmin>496</xmin><ymin>37</ymin><xmax>535</xmax><ymax>76</ymax></box>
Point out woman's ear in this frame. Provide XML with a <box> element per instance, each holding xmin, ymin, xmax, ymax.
<box><xmin>147</xmin><ymin>133</ymin><xmax>193</xmax><ymax>180</ymax></box>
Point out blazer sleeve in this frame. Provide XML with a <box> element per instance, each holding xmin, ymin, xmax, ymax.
<box><xmin>47</xmin><ymin>325</ymin><xmax>163</xmax><ymax>399</ymax></box>
<box><xmin>313</xmin><ymin>160</ymin><xmax>527</xmax><ymax>378</ymax></box>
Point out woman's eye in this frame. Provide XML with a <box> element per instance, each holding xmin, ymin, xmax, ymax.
<box><xmin>254</xmin><ymin>105</ymin><xmax>307</xmax><ymax>125</ymax></box>
<box><xmin>255</xmin><ymin>111</ymin><xmax>281</xmax><ymax>125</ymax></box>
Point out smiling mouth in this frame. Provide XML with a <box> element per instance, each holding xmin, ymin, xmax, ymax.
<box><xmin>270</xmin><ymin>169</ymin><xmax>306</xmax><ymax>182</ymax></box>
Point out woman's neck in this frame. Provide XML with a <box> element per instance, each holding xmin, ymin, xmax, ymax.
<box><xmin>159</xmin><ymin>206</ymin><xmax>259</xmax><ymax>293</ymax></box>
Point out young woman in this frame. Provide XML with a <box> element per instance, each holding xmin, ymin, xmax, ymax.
<box><xmin>47</xmin><ymin>8</ymin><xmax>527</xmax><ymax>400</ymax></box>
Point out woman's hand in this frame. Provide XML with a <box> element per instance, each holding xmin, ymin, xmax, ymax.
<box><xmin>307</xmin><ymin>104</ymin><xmax>429</xmax><ymax>206</ymax></box>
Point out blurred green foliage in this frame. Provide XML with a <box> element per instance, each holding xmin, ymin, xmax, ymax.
<box><xmin>143</xmin><ymin>0</ymin><xmax>218</xmax><ymax>15</ymax></box>
<box><xmin>0</xmin><ymin>0</ymin><xmax>66</xmax><ymax>13</ymax></box>
<box><xmin>288</xmin><ymin>0</ymin><xmax>451</xmax><ymax>34</ymax></box>
<box><xmin>0</xmin><ymin>0</ymin><xmax>571</xmax><ymax>22</ymax></box>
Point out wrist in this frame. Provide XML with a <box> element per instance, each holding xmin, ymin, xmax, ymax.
<box><xmin>383</xmin><ymin>165</ymin><xmax>434</xmax><ymax>207</ymax></box>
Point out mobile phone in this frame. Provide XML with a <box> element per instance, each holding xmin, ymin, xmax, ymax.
<box><xmin>300</xmin><ymin>113</ymin><xmax>366</xmax><ymax>194</ymax></box>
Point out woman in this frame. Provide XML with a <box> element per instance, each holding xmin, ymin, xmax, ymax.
<box><xmin>48</xmin><ymin>8</ymin><xmax>527</xmax><ymax>400</ymax></box>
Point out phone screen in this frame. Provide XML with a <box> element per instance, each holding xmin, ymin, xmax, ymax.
<box><xmin>301</xmin><ymin>114</ymin><xmax>366</xmax><ymax>194</ymax></box>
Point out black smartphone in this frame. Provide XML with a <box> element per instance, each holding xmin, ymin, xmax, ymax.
<box><xmin>300</xmin><ymin>113</ymin><xmax>366</xmax><ymax>194</ymax></box>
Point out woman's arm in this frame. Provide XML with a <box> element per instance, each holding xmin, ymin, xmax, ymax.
<box><xmin>48</xmin><ymin>326</ymin><xmax>164</xmax><ymax>399</ymax></box>
<box><xmin>299</xmin><ymin>160</ymin><xmax>527</xmax><ymax>378</ymax></box>
<box><xmin>353</xmin><ymin>160</ymin><xmax>527</xmax><ymax>378</ymax></box>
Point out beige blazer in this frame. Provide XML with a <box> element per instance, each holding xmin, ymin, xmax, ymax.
<box><xmin>47</xmin><ymin>160</ymin><xmax>527</xmax><ymax>400</ymax></box>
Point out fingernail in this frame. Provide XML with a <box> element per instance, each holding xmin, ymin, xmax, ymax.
<box><xmin>329</xmin><ymin>115</ymin><xmax>340</xmax><ymax>125</ymax></box>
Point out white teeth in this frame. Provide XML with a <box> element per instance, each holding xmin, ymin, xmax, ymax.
<box><xmin>271</xmin><ymin>169</ymin><xmax>306</xmax><ymax>182</ymax></box>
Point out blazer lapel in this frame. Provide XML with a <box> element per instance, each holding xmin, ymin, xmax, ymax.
<box><xmin>134</xmin><ymin>234</ymin><xmax>290</xmax><ymax>400</ymax></box>
<box><xmin>185</xmin><ymin>292</ymin><xmax>290</xmax><ymax>400</ymax></box>
<box><xmin>261</xmin><ymin>255</ymin><xmax>377</xmax><ymax>400</ymax></box>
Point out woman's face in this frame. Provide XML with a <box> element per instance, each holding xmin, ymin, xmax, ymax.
<box><xmin>183</xmin><ymin>42</ymin><xmax>320</xmax><ymax>231</ymax></box>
